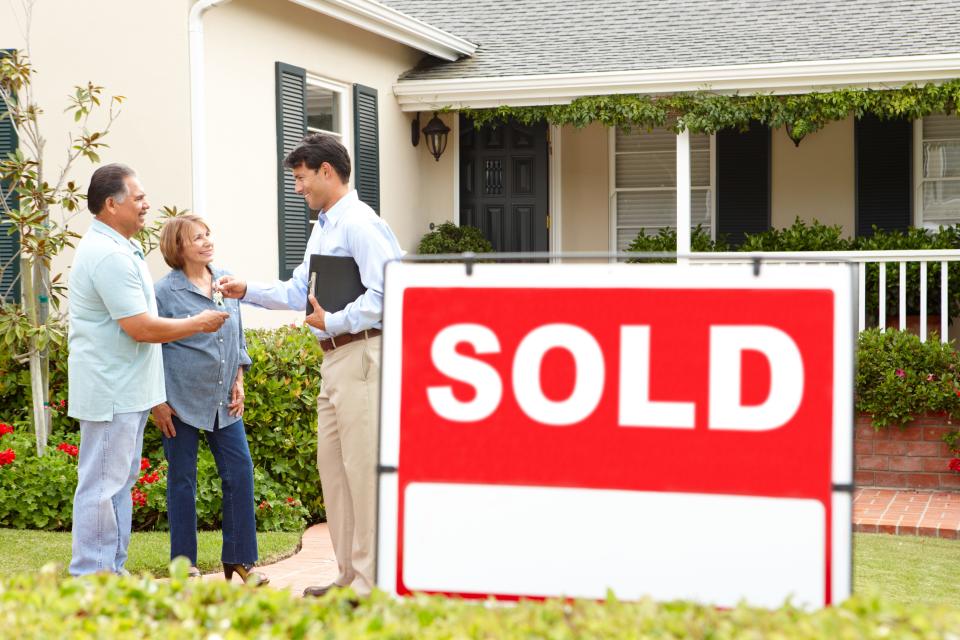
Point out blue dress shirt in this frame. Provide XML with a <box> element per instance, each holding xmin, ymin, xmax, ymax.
<box><xmin>243</xmin><ymin>190</ymin><xmax>403</xmax><ymax>339</ymax></box>
<box><xmin>154</xmin><ymin>266</ymin><xmax>252</xmax><ymax>431</ymax></box>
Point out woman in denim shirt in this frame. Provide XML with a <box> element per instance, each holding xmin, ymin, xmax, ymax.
<box><xmin>151</xmin><ymin>215</ymin><xmax>267</xmax><ymax>585</ymax></box>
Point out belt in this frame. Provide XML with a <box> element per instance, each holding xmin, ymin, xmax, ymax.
<box><xmin>319</xmin><ymin>328</ymin><xmax>381</xmax><ymax>353</ymax></box>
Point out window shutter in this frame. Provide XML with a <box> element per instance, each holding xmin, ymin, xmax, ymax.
<box><xmin>855</xmin><ymin>114</ymin><xmax>912</xmax><ymax>236</ymax></box>
<box><xmin>275</xmin><ymin>62</ymin><xmax>308</xmax><ymax>279</ymax></box>
<box><xmin>353</xmin><ymin>84</ymin><xmax>379</xmax><ymax>214</ymax></box>
<box><xmin>0</xmin><ymin>49</ymin><xmax>19</xmax><ymax>302</ymax></box>
<box><xmin>716</xmin><ymin>121</ymin><xmax>770</xmax><ymax>245</ymax></box>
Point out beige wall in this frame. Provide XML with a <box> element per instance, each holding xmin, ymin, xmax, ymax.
<box><xmin>560</xmin><ymin>123</ymin><xmax>610</xmax><ymax>252</ymax></box>
<box><xmin>417</xmin><ymin>111</ymin><xmax>457</xmax><ymax>231</ymax></box>
<box><xmin>0</xmin><ymin>0</ymin><xmax>193</xmax><ymax>281</ymax></box>
<box><xmin>771</xmin><ymin>117</ymin><xmax>855</xmax><ymax>235</ymax></box>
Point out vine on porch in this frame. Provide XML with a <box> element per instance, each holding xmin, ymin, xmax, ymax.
<box><xmin>461</xmin><ymin>79</ymin><xmax>960</xmax><ymax>144</ymax></box>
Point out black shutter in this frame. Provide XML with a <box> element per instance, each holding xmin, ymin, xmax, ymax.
<box><xmin>0</xmin><ymin>49</ymin><xmax>19</xmax><ymax>302</ymax></box>
<box><xmin>275</xmin><ymin>62</ymin><xmax>308</xmax><ymax>279</ymax></box>
<box><xmin>855</xmin><ymin>114</ymin><xmax>912</xmax><ymax>237</ymax></box>
<box><xmin>353</xmin><ymin>84</ymin><xmax>379</xmax><ymax>214</ymax></box>
<box><xmin>716</xmin><ymin>121</ymin><xmax>771</xmax><ymax>245</ymax></box>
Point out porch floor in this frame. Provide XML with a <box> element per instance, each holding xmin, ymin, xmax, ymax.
<box><xmin>854</xmin><ymin>488</ymin><xmax>960</xmax><ymax>539</ymax></box>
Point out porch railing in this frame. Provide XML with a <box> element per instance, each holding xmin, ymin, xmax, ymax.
<box><xmin>691</xmin><ymin>249</ymin><xmax>960</xmax><ymax>343</ymax></box>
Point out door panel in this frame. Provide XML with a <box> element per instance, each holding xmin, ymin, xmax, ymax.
<box><xmin>460</xmin><ymin>115</ymin><xmax>549</xmax><ymax>252</ymax></box>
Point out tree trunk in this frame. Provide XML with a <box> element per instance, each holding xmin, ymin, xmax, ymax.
<box><xmin>20</xmin><ymin>254</ymin><xmax>49</xmax><ymax>456</ymax></box>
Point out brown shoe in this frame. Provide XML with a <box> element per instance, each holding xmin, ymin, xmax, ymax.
<box><xmin>223</xmin><ymin>562</ymin><xmax>270</xmax><ymax>586</ymax></box>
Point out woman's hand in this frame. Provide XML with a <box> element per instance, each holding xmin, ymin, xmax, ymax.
<box><xmin>229</xmin><ymin>369</ymin><xmax>245</xmax><ymax>417</ymax></box>
<box><xmin>152</xmin><ymin>403</ymin><xmax>177</xmax><ymax>438</ymax></box>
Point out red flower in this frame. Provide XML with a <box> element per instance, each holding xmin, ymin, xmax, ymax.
<box><xmin>56</xmin><ymin>442</ymin><xmax>79</xmax><ymax>457</ymax></box>
<box><xmin>140</xmin><ymin>458</ymin><xmax>150</xmax><ymax>471</ymax></box>
<box><xmin>258</xmin><ymin>500</ymin><xmax>270</xmax><ymax>510</ymax></box>
<box><xmin>927</xmin><ymin>374</ymin><xmax>936</xmax><ymax>382</ymax></box>
<box><xmin>895</xmin><ymin>369</ymin><xmax>906</xmax><ymax>379</ymax></box>
<box><xmin>286</xmin><ymin>497</ymin><xmax>295</xmax><ymax>504</ymax></box>
<box><xmin>131</xmin><ymin>488</ymin><xmax>147</xmax><ymax>507</ymax></box>
<box><xmin>138</xmin><ymin>472</ymin><xmax>160</xmax><ymax>485</ymax></box>
<box><xmin>0</xmin><ymin>423</ymin><xmax>13</xmax><ymax>437</ymax></box>
<box><xmin>949</xmin><ymin>458</ymin><xmax>960</xmax><ymax>473</ymax></box>
<box><xmin>0</xmin><ymin>448</ymin><xmax>16</xmax><ymax>466</ymax></box>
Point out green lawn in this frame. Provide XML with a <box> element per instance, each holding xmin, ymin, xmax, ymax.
<box><xmin>0</xmin><ymin>529</ymin><xmax>303</xmax><ymax>578</ymax></box>
<box><xmin>854</xmin><ymin>532</ymin><xmax>960</xmax><ymax>605</ymax></box>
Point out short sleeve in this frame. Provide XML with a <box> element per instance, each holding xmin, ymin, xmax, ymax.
<box><xmin>91</xmin><ymin>252</ymin><xmax>150</xmax><ymax>320</ymax></box>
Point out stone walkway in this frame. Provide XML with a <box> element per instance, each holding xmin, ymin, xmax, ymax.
<box><xmin>199</xmin><ymin>523</ymin><xmax>338</xmax><ymax>593</ymax></box>
<box><xmin>200</xmin><ymin>490</ymin><xmax>960</xmax><ymax>592</ymax></box>
<box><xmin>853</xmin><ymin>488</ymin><xmax>960</xmax><ymax>538</ymax></box>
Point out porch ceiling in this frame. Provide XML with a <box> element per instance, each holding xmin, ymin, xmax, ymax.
<box><xmin>384</xmin><ymin>0</ymin><xmax>960</xmax><ymax>110</ymax></box>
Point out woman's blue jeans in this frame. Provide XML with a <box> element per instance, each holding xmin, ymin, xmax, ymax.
<box><xmin>162</xmin><ymin>415</ymin><xmax>258</xmax><ymax>565</ymax></box>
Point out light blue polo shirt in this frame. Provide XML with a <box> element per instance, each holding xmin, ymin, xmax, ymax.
<box><xmin>67</xmin><ymin>219</ymin><xmax>165</xmax><ymax>421</ymax></box>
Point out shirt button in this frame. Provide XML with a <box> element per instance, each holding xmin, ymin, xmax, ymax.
<box><xmin>218</xmin><ymin>380</ymin><xmax>223</xmax><ymax>385</ymax></box>
<box><xmin>219</xmin><ymin>339</ymin><xmax>223</xmax><ymax>343</ymax></box>
<box><xmin>221</xmin><ymin>360</ymin><xmax>225</xmax><ymax>364</ymax></box>
<box><xmin>219</xmin><ymin>401</ymin><xmax>223</xmax><ymax>406</ymax></box>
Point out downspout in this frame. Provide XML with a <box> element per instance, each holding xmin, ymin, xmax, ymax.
<box><xmin>189</xmin><ymin>0</ymin><xmax>233</xmax><ymax>215</ymax></box>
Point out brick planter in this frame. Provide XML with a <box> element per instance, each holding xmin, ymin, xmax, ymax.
<box><xmin>855</xmin><ymin>414</ymin><xmax>960</xmax><ymax>491</ymax></box>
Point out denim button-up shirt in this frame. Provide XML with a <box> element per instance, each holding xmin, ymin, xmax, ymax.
<box><xmin>154</xmin><ymin>266</ymin><xmax>252</xmax><ymax>431</ymax></box>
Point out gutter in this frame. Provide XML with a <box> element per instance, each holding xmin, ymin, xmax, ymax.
<box><xmin>189</xmin><ymin>0</ymin><xmax>233</xmax><ymax>216</ymax></box>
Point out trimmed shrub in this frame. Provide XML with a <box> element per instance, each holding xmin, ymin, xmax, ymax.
<box><xmin>1</xmin><ymin>564</ymin><xmax>959</xmax><ymax>638</ymax></box>
<box><xmin>417</xmin><ymin>221</ymin><xmax>493</xmax><ymax>254</ymax></box>
<box><xmin>856</xmin><ymin>328</ymin><xmax>960</xmax><ymax>427</ymax></box>
<box><xmin>0</xmin><ymin>324</ymin><xmax>323</xmax><ymax>531</ymax></box>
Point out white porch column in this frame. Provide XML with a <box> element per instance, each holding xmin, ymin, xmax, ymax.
<box><xmin>676</xmin><ymin>128</ymin><xmax>691</xmax><ymax>263</ymax></box>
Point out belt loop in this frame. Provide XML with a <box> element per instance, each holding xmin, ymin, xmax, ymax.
<box><xmin>330</xmin><ymin>335</ymin><xmax>338</xmax><ymax>349</ymax></box>
<box><xmin>363</xmin><ymin>329</ymin><xmax>369</xmax><ymax>340</ymax></box>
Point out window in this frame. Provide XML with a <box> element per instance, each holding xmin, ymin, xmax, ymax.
<box><xmin>919</xmin><ymin>114</ymin><xmax>960</xmax><ymax>228</ymax></box>
<box><xmin>306</xmin><ymin>77</ymin><xmax>347</xmax><ymax>140</ymax></box>
<box><xmin>612</xmin><ymin>125</ymin><xmax>713</xmax><ymax>251</ymax></box>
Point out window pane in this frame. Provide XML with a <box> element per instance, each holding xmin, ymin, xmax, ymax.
<box><xmin>923</xmin><ymin>114</ymin><xmax>960</xmax><ymax>140</ymax></box>
<box><xmin>922</xmin><ymin>180</ymin><xmax>960</xmax><ymax>225</ymax></box>
<box><xmin>924</xmin><ymin>142</ymin><xmax>960</xmax><ymax>179</ymax></box>
<box><xmin>306</xmin><ymin>84</ymin><xmax>339</xmax><ymax>133</ymax></box>
<box><xmin>616</xmin><ymin>152</ymin><xmax>675</xmax><ymax>188</ymax></box>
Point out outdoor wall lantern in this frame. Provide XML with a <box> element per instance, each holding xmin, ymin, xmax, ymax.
<box><xmin>422</xmin><ymin>113</ymin><xmax>450</xmax><ymax>161</ymax></box>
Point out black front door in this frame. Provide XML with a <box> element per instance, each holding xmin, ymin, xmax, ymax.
<box><xmin>459</xmin><ymin>115</ymin><xmax>549</xmax><ymax>252</ymax></box>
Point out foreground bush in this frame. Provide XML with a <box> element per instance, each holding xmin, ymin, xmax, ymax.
<box><xmin>0</xmin><ymin>324</ymin><xmax>323</xmax><ymax>531</ymax></box>
<box><xmin>1</xmin><ymin>562</ymin><xmax>959</xmax><ymax>638</ymax></box>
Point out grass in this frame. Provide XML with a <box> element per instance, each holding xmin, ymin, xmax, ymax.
<box><xmin>0</xmin><ymin>528</ymin><xmax>303</xmax><ymax>578</ymax></box>
<box><xmin>854</xmin><ymin>532</ymin><xmax>960</xmax><ymax>605</ymax></box>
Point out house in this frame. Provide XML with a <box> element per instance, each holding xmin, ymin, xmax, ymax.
<box><xmin>2</xmin><ymin>0</ymin><xmax>959</xmax><ymax>328</ymax></box>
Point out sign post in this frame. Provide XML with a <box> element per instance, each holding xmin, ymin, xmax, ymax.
<box><xmin>377</xmin><ymin>262</ymin><xmax>854</xmax><ymax>608</ymax></box>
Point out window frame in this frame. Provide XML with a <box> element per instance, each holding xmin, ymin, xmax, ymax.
<box><xmin>608</xmin><ymin>126</ymin><xmax>716</xmax><ymax>252</ymax></box>
<box><xmin>914</xmin><ymin>115</ymin><xmax>960</xmax><ymax>229</ymax></box>
<box><xmin>305</xmin><ymin>74</ymin><xmax>350</xmax><ymax>151</ymax></box>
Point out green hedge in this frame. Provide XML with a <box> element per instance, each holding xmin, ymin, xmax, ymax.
<box><xmin>628</xmin><ymin>219</ymin><xmax>960</xmax><ymax>318</ymax></box>
<box><xmin>417</xmin><ymin>221</ymin><xmax>494</xmax><ymax>254</ymax></box>
<box><xmin>2</xmin><ymin>562</ymin><xmax>959</xmax><ymax>638</ymax></box>
<box><xmin>0</xmin><ymin>325</ymin><xmax>323</xmax><ymax>531</ymax></box>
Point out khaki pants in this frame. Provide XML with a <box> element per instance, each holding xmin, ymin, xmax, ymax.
<box><xmin>316</xmin><ymin>335</ymin><xmax>380</xmax><ymax>595</ymax></box>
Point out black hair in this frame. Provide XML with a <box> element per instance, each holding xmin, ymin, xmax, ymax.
<box><xmin>87</xmin><ymin>163</ymin><xmax>136</xmax><ymax>214</ymax></box>
<box><xmin>283</xmin><ymin>133</ymin><xmax>351</xmax><ymax>183</ymax></box>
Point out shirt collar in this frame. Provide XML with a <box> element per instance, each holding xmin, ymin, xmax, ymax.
<box><xmin>318</xmin><ymin>189</ymin><xmax>358</xmax><ymax>228</ymax></box>
<box><xmin>168</xmin><ymin>265</ymin><xmax>223</xmax><ymax>291</ymax></box>
<box><xmin>91</xmin><ymin>219</ymin><xmax>144</xmax><ymax>258</ymax></box>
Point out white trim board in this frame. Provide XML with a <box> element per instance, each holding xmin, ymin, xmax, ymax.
<box><xmin>394</xmin><ymin>53</ymin><xmax>960</xmax><ymax>111</ymax></box>
<box><xmin>288</xmin><ymin>0</ymin><xmax>476</xmax><ymax>62</ymax></box>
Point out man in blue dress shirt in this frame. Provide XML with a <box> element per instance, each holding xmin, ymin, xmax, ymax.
<box><xmin>218</xmin><ymin>134</ymin><xmax>402</xmax><ymax>597</ymax></box>
<box><xmin>68</xmin><ymin>163</ymin><xmax>229</xmax><ymax>576</ymax></box>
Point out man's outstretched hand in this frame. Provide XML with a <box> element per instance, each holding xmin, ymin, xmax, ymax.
<box><xmin>216</xmin><ymin>275</ymin><xmax>247</xmax><ymax>299</ymax></box>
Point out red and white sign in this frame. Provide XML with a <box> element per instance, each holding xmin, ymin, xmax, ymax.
<box><xmin>377</xmin><ymin>263</ymin><xmax>853</xmax><ymax>608</ymax></box>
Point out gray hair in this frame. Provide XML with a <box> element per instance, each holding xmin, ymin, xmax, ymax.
<box><xmin>87</xmin><ymin>163</ymin><xmax>136</xmax><ymax>214</ymax></box>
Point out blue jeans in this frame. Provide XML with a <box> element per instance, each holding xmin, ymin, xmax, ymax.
<box><xmin>162</xmin><ymin>415</ymin><xmax>258</xmax><ymax>565</ymax></box>
<box><xmin>70</xmin><ymin>410</ymin><xmax>149</xmax><ymax>576</ymax></box>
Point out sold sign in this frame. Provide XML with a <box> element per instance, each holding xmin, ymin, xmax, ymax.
<box><xmin>376</xmin><ymin>263</ymin><xmax>854</xmax><ymax>608</ymax></box>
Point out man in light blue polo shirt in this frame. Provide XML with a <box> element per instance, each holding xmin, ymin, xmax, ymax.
<box><xmin>68</xmin><ymin>163</ymin><xmax>229</xmax><ymax>576</ymax></box>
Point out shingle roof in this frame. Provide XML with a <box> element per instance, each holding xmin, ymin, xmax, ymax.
<box><xmin>379</xmin><ymin>0</ymin><xmax>960</xmax><ymax>81</ymax></box>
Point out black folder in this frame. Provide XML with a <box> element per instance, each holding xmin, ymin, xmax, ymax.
<box><xmin>305</xmin><ymin>254</ymin><xmax>367</xmax><ymax>315</ymax></box>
